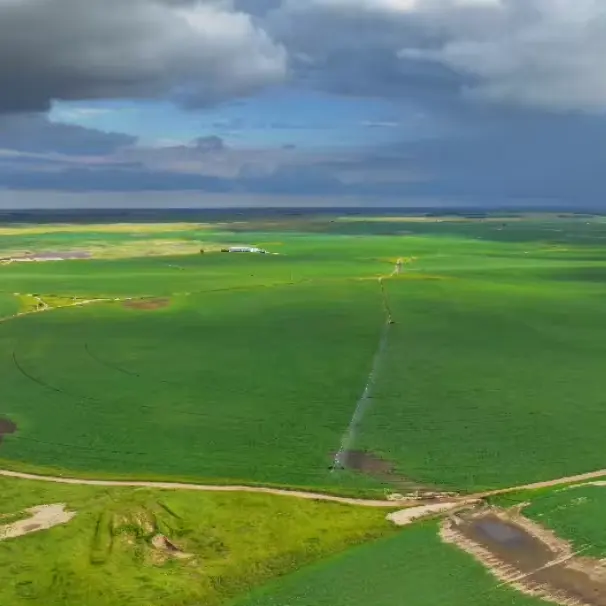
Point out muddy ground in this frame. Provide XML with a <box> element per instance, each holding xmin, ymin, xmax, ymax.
<box><xmin>0</xmin><ymin>418</ymin><xmax>16</xmax><ymax>444</ymax></box>
<box><xmin>334</xmin><ymin>450</ymin><xmax>450</xmax><ymax>498</ymax></box>
<box><xmin>444</xmin><ymin>507</ymin><xmax>606</xmax><ymax>605</ymax></box>
<box><xmin>338</xmin><ymin>450</ymin><xmax>394</xmax><ymax>476</ymax></box>
<box><xmin>123</xmin><ymin>298</ymin><xmax>171</xmax><ymax>311</ymax></box>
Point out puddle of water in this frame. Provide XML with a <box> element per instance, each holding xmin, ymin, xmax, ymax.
<box><xmin>454</xmin><ymin>512</ymin><xmax>606</xmax><ymax>606</ymax></box>
<box><xmin>475</xmin><ymin>519</ymin><xmax>529</xmax><ymax>545</ymax></box>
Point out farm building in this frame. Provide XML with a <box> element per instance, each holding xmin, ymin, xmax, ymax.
<box><xmin>226</xmin><ymin>246</ymin><xmax>268</xmax><ymax>254</ymax></box>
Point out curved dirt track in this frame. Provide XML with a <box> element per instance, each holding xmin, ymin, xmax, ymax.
<box><xmin>2</xmin><ymin>467</ymin><xmax>606</xmax><ymax>508</ymax></box>
<box><xmin>477</xmin><ymin>468</ymin><xmax>606</xmax><ymax>497</ymax></box>
<box><xmin>0</xmin><ymin>470</ymin><xmax>398</xmax><ymax>507</ymax></box>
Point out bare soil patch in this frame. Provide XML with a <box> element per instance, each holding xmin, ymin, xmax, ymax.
<box><xmin>387</xmin><ymin>500</ymin><xmax>479</xmax><ymax>526</ymax></box>
<box><xmin>0</xmin><ymin>504</ymin><xmax>75</xmax><ymax>541</ymax></box>
<box><xmin>123</xmin><ymin>298</ymin><xmax>170</xmax><ymax>311</ymax></box>
<box><xmin>442</xmin><ymin>506</ymin><xmax>606</xmax><ymax>605</ymax></box>
<box><xmin>339</xmin><ymin>450</ymin><xmax>394</xmax><ymax>475</ymax></box>
<box><xmin>151</xmin><ymin>534</ymin><xmax>194</xmax><ymax>562</ymax></box>
<box><xmin>334</xmin><ymin>450</ymin><xmax>454</xmax><ymax>499</ymax></box>
<box><xmin>0</xmin><ymin>418</ymin><xmax>16</xmax><ymax>445</ymax></box>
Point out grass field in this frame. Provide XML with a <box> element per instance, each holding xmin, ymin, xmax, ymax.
<box><xmin>233</xmin><ymin>521</ymin><xmax>544</xmax><ymax>606</ymax></box>
<box><xmin>0</xmin><ymin>476</ymin><xmax>393</xmax><ymax>606</ymax></box>
<box><xmin>522</xmin><ymin>484</ymin><xmax>606</xmax><ymax>558</ymax></box>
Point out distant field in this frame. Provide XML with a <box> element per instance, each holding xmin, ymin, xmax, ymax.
<box><xmin>2</xmin><ymin>215</ymin><xmax>606</xmax><ymax>496</ymax></box>
<box><xmin>233</xmin><ymin>522</ymin><xmax>543</xmax><ymax>606</ymax></box>
<box><xmin>0</xmin><ymin>476</ymin><xmax>391</xmax><ymax>606</ymax></box>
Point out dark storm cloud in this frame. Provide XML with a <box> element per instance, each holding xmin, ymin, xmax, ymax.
<box><xmin>2</xmin><ymin>0</ymin><xmax>606</xmax><ymax>115</ymax></box>
<box><xmin>0</xmin><ymin>0</ymin><xmax>286</xmax><ymax>114</ymax></box>
<box><xmin>0</xmin><ymin>163</ymin><xmax>347</xmax><ymax>194</ymax></box>
<box><xmin>0</xmin><ymin>114</ymin><xmax>136</xmax><ymax>155</ymax></box>
<box><xmin>2</xmin><ymin>0</ymin><xmax>606</xmax><ymax>204</ymax></box>
<box><xmin>269</xmin><ymin>0</ymin><xmax>606</xmax><ymax>113</ymax></box>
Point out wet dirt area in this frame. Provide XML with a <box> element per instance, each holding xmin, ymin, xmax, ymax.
<box><xmin>333</xmin><ymin>450</ymin><xmax>451</xmax><ymax>499</ymax></box>
<box><xmin>450</xmin><ymin>509</ymin><xmax>606</xmax><ymax>605</ymax></box>
<box><xmin>123</xmin><ymin>297</ymin><xmax>171</xmax><ymax>311</ymax></box>
<box><xmin>0</xmin><ymin>418</ymin><xmax>16</xmax><ymax>445</ymax></box>
<box><xmin>337</xmin><ymin>450</ymin><xmax>394</xmax><ymax>476</ymax></box>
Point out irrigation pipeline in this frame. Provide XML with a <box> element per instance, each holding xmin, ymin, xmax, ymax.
<box><xmin>331</xmin><ymin>267</ymin><xmax>398</xmax><ymax>472</ymax></box>
<box><xmin>332</xmin><ymin>320</ymin><xmax>391</xmax><ymax>471</ymax></box>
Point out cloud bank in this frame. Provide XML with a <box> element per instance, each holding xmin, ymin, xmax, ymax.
<box><xmin>2</xmin><ymin>0</ymin><xmax>606</xmax><ymax>204</ymax></box>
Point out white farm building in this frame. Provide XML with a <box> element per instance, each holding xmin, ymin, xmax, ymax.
<box><xmin>227</xmin><ymin>246</ymin><xmax>267</xmax><ymax>254</ymax></box>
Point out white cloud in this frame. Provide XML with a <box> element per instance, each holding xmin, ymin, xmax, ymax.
<box><xmin>0</xmin><ymin>0</ymin><xmax>287</xmax><ymax>113</ymax></box>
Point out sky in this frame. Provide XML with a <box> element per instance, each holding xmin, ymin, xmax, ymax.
<box><xmin>1</xmin><ymin>0</ymin><xmax>606</xmax><ymax>208</ymax></box>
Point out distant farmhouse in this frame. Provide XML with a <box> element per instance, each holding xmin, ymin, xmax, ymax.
<box><xmin>223</xmin><ymin>246</ymin><xmax>268</xmax><ymax>254</ymax></box>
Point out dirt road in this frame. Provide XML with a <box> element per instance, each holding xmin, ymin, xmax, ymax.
<box><xmin>0</xmin><ymin>469</ymin><xmax>400</xmax><ymax>507</ymax></box>
<box><xmin>1</xmin><ymin>467</ymin><xmax>606</xmax><ymax>508</ymax></box>
<box><xmin>477</xmin><ymin>468</ymin><xmax>606</xmax><ymax>498</ymax></box>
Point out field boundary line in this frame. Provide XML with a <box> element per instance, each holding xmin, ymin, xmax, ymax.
<box><xmin>0</xmin><ymin>295</ymin><xmax>133</xmax><ymax>326</ymax></box>
<box><xmin>476</xmin><ymin>468</ymin><xmax>606</xmax><ymax>498</ymax></box>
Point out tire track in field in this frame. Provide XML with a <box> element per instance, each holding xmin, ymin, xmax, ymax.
<box><xmin>84</xmin><ymin>343</ymin><xmax>141</xmax><ymax>378</ymax></box>
<box><xmin>83</xmin><ymin>342</ymin><xmax>177</xmax><ymax>386</ymax></box>
<box><xmin>12</xmin><ymin>350</ymin><xmax>101</xmax><ymax>403</ymax></box>
<box><xmin>13</xmin><ymin>346</ymin><xmax>233</xmax><ymax>421</ymax></box>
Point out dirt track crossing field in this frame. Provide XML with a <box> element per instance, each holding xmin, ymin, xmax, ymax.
<box><xmin>2</xmin><ymin>467</ymin><xmax>606</xmax><ymax>508</ymax></box>
<box><xmin>0</xmin><ymin>469</ymin><xmax>401</xmax><ymax>507</ymax></box>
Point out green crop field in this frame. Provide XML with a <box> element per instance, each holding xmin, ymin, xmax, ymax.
<box><xmin>356</xmin><ymin>273</ymin><xmax>606</xmax><ymax>491</ymax></box>
<box><xmin>233</xmin><ymin>521</ymin><xmax>543</xmax><ymax>606</ymax></box>
<box><xmin>0</xmin><ymin>294</ymin><xmax>18</xmax><ymax>319</ymax></box>
<box><xmin>0</xmin><ymin>476</ymin><xmax>392</xmax><ymax>606</ymax></box>
<box><xmin>0</xmin><ymin>279</ymin><xmax>386</xmax><ymax>490</ymax></box>
<box><xmin>522</xmin><ymin>484</ymin><xmax>606</xmax><ymax>558</ymax></box>
<box><xmin>2</xmin><ymin>214</ymin><xmax>606</xmax><ymax>495</ymax></box>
